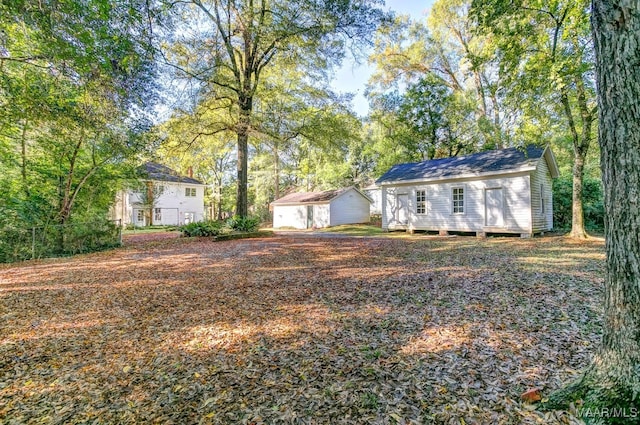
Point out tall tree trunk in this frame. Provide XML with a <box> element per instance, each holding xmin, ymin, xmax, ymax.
<box><xmin>571</xmin><ymin>150</ymin><xmax>587</xmax><ymax>238</ymax></box>
<box><xmin>56</xmin><ymin>174</ymin><xmax>66</xmax><ymax>252</ymax></box>
<box><xmin>236</xmin><ymin>95</ymin><xmax>251</xmax><ymax>217</ymax></box>
<box><xmin>591</xmin><ymin>0</ymin><xmax>640</xmax><ymax>411</ymax></box>
<box><xmin>274</xmin><ymin>147</ymin><xmax>280</xmax><ymax>201</ymax></box>
<box><xmin>489</xmin><ymin>88</ymin><xmax>502</xmax><ymax>149</ymax></box>
<box><xmin>574</xmin><ymin>73</ymin><xmax>596</xmax><ymax>238</ymax></box>
<box><xmin>217</xmin><ymin>181</ymin><xmax>223</xmax><ymax>221</ymax></box>
<box><xmin>20</xmin><ymin>119</ymin><xmax>30</xmax><ymax>198</ymax></box>
<box><xmin>560</xmin><ymin>88</ymin><xmax>589</xmax><ymax>238</ymax></box>
<box><xmin>546</xmin><ymin>1</ymin><xmax>640</xmax><ymax>417</ymax></box>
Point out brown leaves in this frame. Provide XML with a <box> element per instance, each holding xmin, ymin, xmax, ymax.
<box><xmin>521</xmin><ymin>387</ymin><xmax>543</xmax><ymax>403</ymax></box>
<box><xmin>0</xmin><ymin>234</ymin><xmax>604</xmax><ymax>424</ymax></box>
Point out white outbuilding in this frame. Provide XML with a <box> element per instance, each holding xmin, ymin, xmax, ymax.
<box><xmin>271</xmin><ymin>187</ymin><xmax>372</xmax><ymax>229</ymax></box>
<box><xmin>376</xmin><ymin>145</ymin><xmax>560</xmax><ymax>237</ymax></box>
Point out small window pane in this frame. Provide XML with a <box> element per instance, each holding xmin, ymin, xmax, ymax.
<box><xmin>453</xmin><ymin>187</ymin><xmax>464</xmax><ymax>214</ymax></box>
<box><xmin>416</xmin><ymin>190</ymin><xmax>426</xmax><ymax>214</ymax></box>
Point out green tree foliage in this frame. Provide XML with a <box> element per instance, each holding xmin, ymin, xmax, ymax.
<box><xmin>471</xmin><ymin>0</ymin><xmax>597</xmax><ymax>238</ymax></box>
<box><xmin>369</xmin><ymin>74</ymin><xmax>478</xmax><ymax>166</ymax></box>
<box><xmin>553</xmin><ymin>175</ymin><xmax>603</xmax><ymax>231</ymax></box>
<box><xmin>250</xmin><ymin>84</ymin><xmax>363</xmax><ymax>220</ymax></box>
<box><xmin>158</xmin><ymin>101</ymin><xmax>236</xmax><ymax>220</ymax></box>
<box><xmin>0</xmin><ymin>0</ymin><xmax>157</xmax><ymax>257</ymax></box>
<box><xmin>160</xmin><ymin>0</ymin><xmax>387</xmax><ymax>217</ymax></box>
<box><xmin>365</xmin><ymin>0</ymin><xmax>602</xmax><ymax>236</ymax></box>
<box><xmin>159</xmin><ymin>54</ymin><xmax>365</xmax><ymax>221</ymax></box>
<box><xmin>367</xmin><ymin>0</ymin><xmax>510</xmax><ymax>157</ymax></box>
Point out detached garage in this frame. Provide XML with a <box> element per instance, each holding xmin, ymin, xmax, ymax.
<box><xmin>271</xmin><ymin>187</ymin><xmax>372</xmax><ymax>229</ymax></box>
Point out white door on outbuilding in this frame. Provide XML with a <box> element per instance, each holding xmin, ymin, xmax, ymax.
<box><xmin>396</xmin><ymin>194</ymin><xmax>409</xmax><ymax>225</ymax></box>
<box><xmin>485</xmin><ymin>188</ymin><xmax>504</xmax><ymax>227</ymax></box>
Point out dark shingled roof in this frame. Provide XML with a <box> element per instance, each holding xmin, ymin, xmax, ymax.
<box><xmin>141</xmin><ymin>162</ymin><xmax>204</xmax><ymax>185</ymax></box>
<box><xmin>271</xmin><ymin>188</ymin><xmax>345</xmax><ymax>205</ymax></box>
<box><xmin>376</xmin><ymin>146</ymin><xmax>545</xmax><ymax>184</ymax></box>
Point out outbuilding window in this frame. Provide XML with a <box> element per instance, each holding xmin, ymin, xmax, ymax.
<box><xmin>540</xmin><ymin>184</ymin><xmax>545</xmax><ymax>214</ymax></box>
<box><xmin>185</xmin><ymin>187</ymin><xmax>197</xmax><ymax>197</ymax></box>
<box><xmin>416</xmin><ymin>190</ymin><xmax>426</xmax><ymax>214</ymax></box>
<box><xmin>452</xmin><ymin>187</ymin><xmax>464</xmax><ymax>214</ymax></box>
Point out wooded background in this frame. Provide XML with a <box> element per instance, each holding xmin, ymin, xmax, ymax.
<box><xmin>0</xmin><ymin>0</ymin><xmax>602</xmax><ymax>258</ymax></box>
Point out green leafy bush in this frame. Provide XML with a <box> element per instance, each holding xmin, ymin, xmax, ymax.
<box><xmin>226</xmin><ymin>215</ymin><xmax>260</xmax><ymax>232</ymax></box>
<box><xmin>180</xmin><ymin>220</ymin><xmax>223</xmax><ymax>237</ymax></box>
<box><xmin>0</xmin><ymin>216</ymin><xmax>121</xmax><ymax>263</ymax></box>
<box><xmin>553</xmin><ymin>175</ymin><xmax>604</xmax><ymax>231</ymax></box>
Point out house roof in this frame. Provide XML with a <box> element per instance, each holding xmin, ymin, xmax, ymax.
<box><xmin>141</xmin><ymin>162</ymin><xmax>204</xmax><ymax>185</ymax></box>
<box><xmin>362</xmin><ymin>183</ymin><xmax>380</xmax><ymax>191</ymax></box>
<box><xmin>376</xmin><ymin>145</ymin><xmax>558</xmax><ymax>185</ymax></box>
<box><xmin>271</xmin><ymin>187</ymin><xmax>372</xmax><ymax>206</ymax></box>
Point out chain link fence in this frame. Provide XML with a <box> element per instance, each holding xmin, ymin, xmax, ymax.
<box><xmin>0</xmin><ymin>220</ymin><xmax>122</xmax><ymax>263</ymax></box>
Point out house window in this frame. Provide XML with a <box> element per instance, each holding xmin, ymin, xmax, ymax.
<box><xmin>185</xmin><ymin>187</ymin><xmax>197</xmax><ymax>197</ymax></box>
<box><xmin>416</xmin><ymin>190</ymin><xmax>426</xmax><ymax>214</ymax></box>
<box><xmin>136</xmin><ymin>210</ymin><xmax>145</xmax><ymax>222</ymax></box>
<box><xmin>540</xmin><ymin>184</ymin><xmax>545</xmax><ymax>214</ymax></box>
<box><xmin>452</xmin><ymin>187</ymin><xmax>465</xmax><ymax>214</ymax></box>
<box><xmin>154</xmin><ymin>208</ymin><xmax>162</xmax><ymax>222</ymax></box>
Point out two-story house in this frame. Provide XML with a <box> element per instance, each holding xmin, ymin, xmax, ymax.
<box><xmin>111</xmin><ymin>162</ymin><xmax>206</xmax><ymax>226</ymax></box>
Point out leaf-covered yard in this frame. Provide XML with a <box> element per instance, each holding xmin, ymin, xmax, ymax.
<box><xmin>0</xmin><ymin>234</ymin><xmax>604</xmax><ymax>424</ymax></box>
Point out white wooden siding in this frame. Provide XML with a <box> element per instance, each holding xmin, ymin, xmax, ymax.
<box><xmin>273</xmin><ymin>188</ymin><xmax>370</xmax><ymax>228</ymax></box>
<box><xmin>112</xmin><ymin>180</ymin><xmax>206</xmax><ymax>226</ymax></box>
<box><xmin>273</xmin><ymin>205</ymin><xmax>308</xmax><ymax>229</ymax></box>
<box><xmin>330</xmin><ymin>189</ymin><xmax>371</xmax><ymax>226</ymax></box>
<box><xmin>381</xmin><ymin>186</ymin><xmax>409</xmax><ymax>230</ymax></box>
<box><xmin>364</xmin><ymin>188</ymin><xmax>382</xmax><ymax>214</ymax></box>
<box><xmin>313</xmin><ymin>204</ymin><xmax>330</xmax><ymax>228</ymax></box>
<box><xmin>153</xmin><ymin>182</ymin><xmax>206</xmax><ymax>224</ymax></box>
<box><xmin>382</xmin><ymin>173</ymin><xmax>532</xmax><ymax>233</ymax></box>
<box><xmin>530</xmin><ymin>158</ymin><xmax>554</xmax><ymax>232</ymax></box>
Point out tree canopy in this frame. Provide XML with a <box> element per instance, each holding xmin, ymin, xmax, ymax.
<box><xmin>0</xmin><ymin>0</ymin><xmax>157</xmax><ymax>259</ymax></box>
<box><xmin>160</xmin><ymin>0</ymin><xmax>388</xmax><ymax>216</ymax></box>
<box><xmin>1</xmin><ymin>0</ymin><xmax>605</xmax><ymax>245</ymax></box>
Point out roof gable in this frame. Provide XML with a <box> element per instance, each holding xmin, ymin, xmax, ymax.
<box><xmin>376</xmin><ymin>146</ymin><xmax>552</xmax><ymax>184</ymax></box>
<box><xmin>141</xmin><ymin>162</ymin><xmax>204</xmax><ymax>185</ymax></box>
<box><xmin>271</xmin><ymin>187</ymin><xmax>372</xmax><ymax>205</ymax></box>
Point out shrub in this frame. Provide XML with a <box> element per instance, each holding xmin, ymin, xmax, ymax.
<box><xmin>226</xmin><ymin>215</ymin><xmax>260</xmax><ymax>232</ymax></box>
<box><xmin>553</xmin><ymin>175</ymin><xmax>604</xmax><ymax>231</ymax></box>
<box><xmin>180</xmin><ymin>220</ymin><xmax>223</xmax><ymax>237</ymax></box>
<box><xmin>0</xmin><ymin>218</ymin><xmax>121</xmax><ymax>263</ymax></box>
<box><xmin>63</xmin><ymin>220</ymin><xmax>121</xmax><ymax>254</ymax></box>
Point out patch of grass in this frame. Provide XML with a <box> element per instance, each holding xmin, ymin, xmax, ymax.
<box><xmin>360</xmin><ymin>345</ymin><xmax>383</xmax><ymax>360</ymax></box>
<box><xmin>122</xmin><ymin>225</ymin><xmax>176</xmax><ymax>235</ymax></box>
<box><xmin>214</xmin><ymin>230</ymin><xmax>273</xmax><ymax>241</ymax></box>
<box><xmin>318</xmin><ymin>224</ymin><xmax>385</xmax><ymax>236</ymax></box>
<box><xmin>360</xmin><ymin>392</ymin><xmax>380</xmax><ymax>410</ymax></box>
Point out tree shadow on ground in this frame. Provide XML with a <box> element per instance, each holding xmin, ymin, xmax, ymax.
<box><xmin>0</xmin><ymin>235</ymin><xmax>603</xmax><ymax>424</ymax></box>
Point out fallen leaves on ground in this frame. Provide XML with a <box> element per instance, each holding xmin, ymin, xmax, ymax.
<box><xmin>0</xmin><ymin>233</ymin><xmax>604</xmax><ymax>424</ymax></box>
<box><xmin>122</xmin><ymin>231</ymin><xmax>181</xmax><ymax>246</ymax></box>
